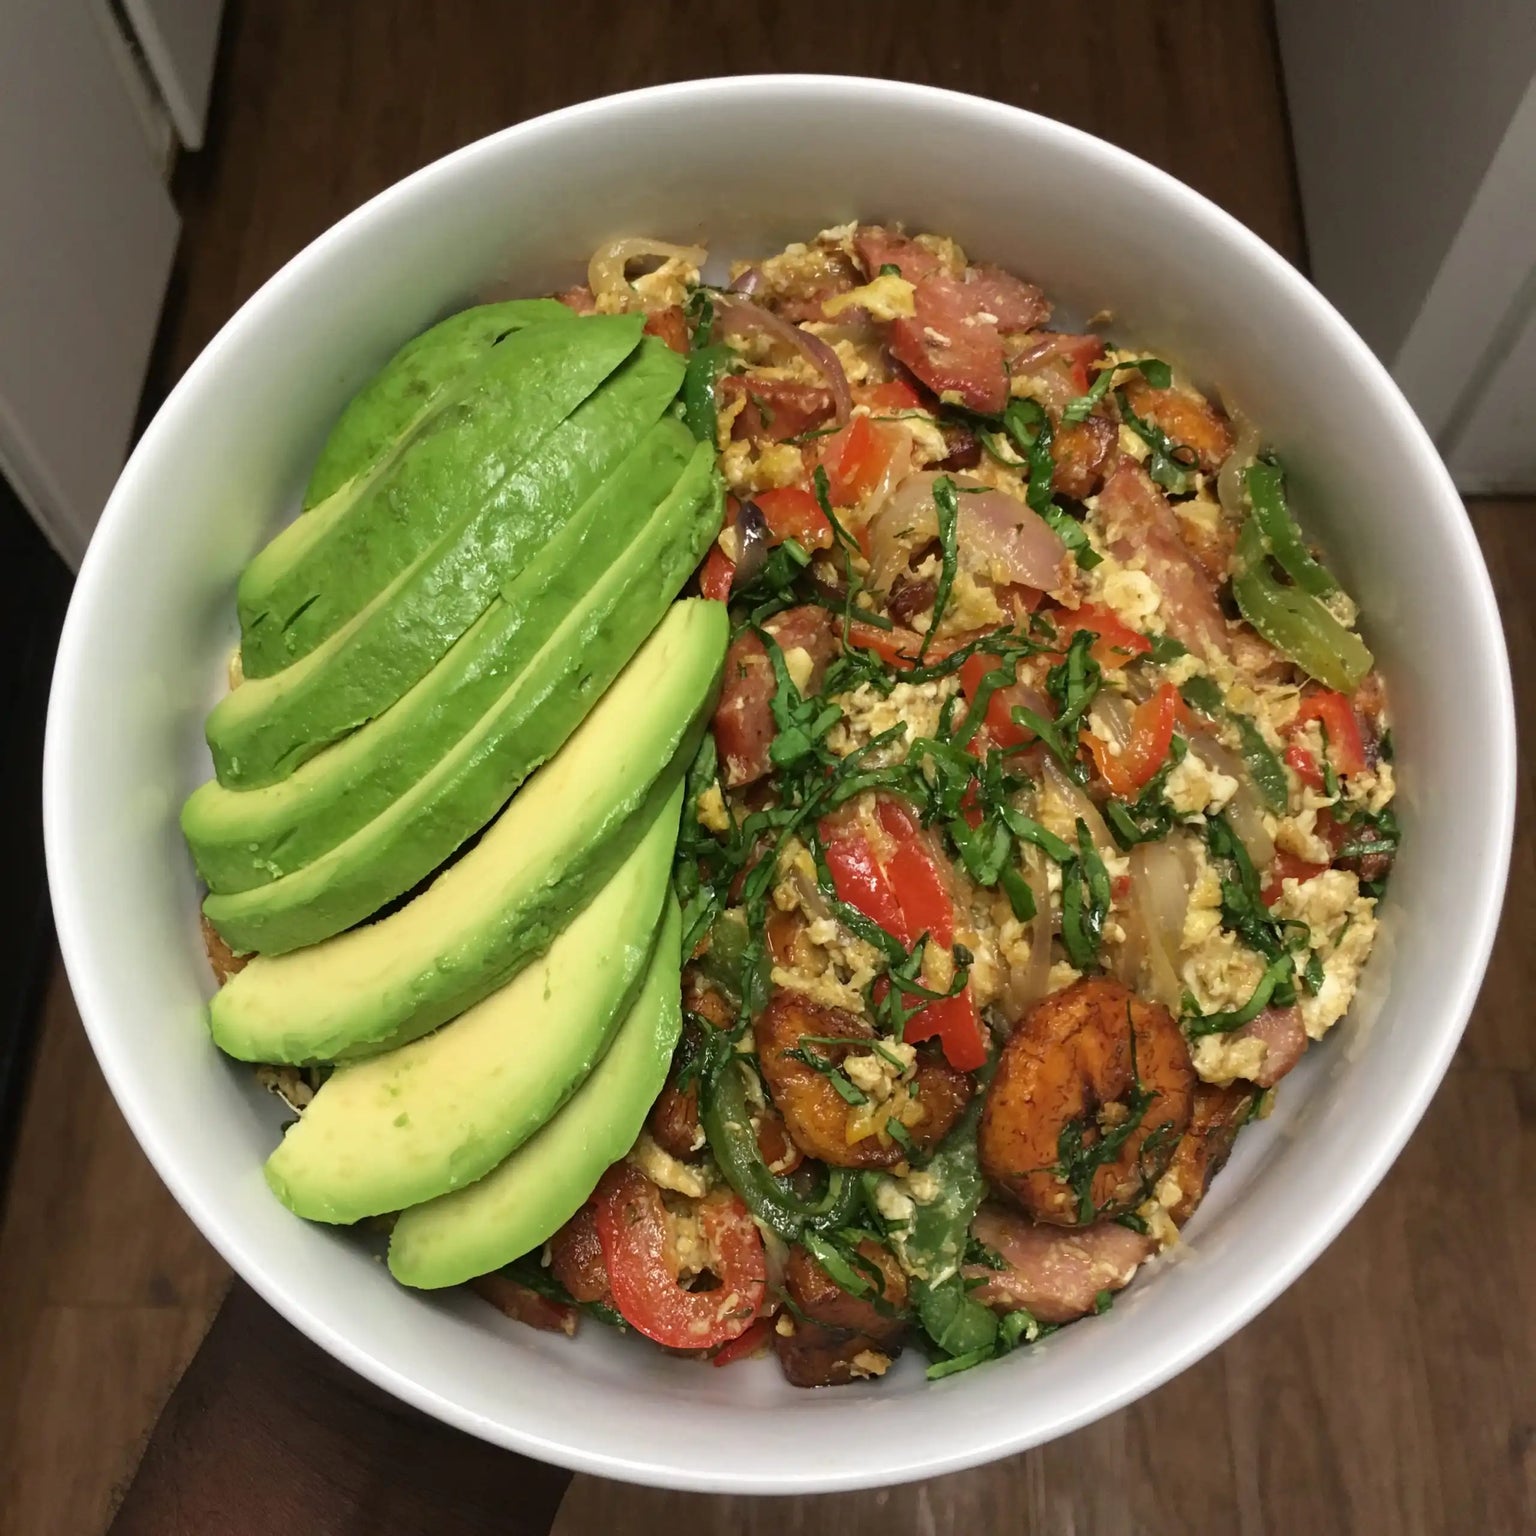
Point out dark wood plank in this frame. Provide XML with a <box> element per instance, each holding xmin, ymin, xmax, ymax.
<box><xmin>9</xmin><ymin>4</ymin><xmax>1534</xmax><ymax>1534</ymax></box>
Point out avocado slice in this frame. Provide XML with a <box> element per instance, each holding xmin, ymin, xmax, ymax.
<box><xmin>263</xmin><ymin>785</ymin><xmax>680</xmax><ymax>1225</ymax></box>
<box><xmin>199</xmin><ymin>448</ymin><xmax>721</xmax><ymax>950</ymax></box>
<box><xmin>183</xmin><ymin>418</ymin><xmax>701</xmax><ymax>895</ymax></box>
<box><xmin>213</xmin><ymin>330</ymin><xmax>690</xmax><ymax>790</ymax></box>
<box><xmin>387</xmin><ymin>894</ymin><xmax>682</xmax><ymax>1287</ymax></box>
<box><xmin>303</xmin><ymin>298</ymin><xmax>573</xmax><ymax>514</ymax></box>
<box><xmin>239</xmin><ymin>309</ymin><xmax>626</xmax><ymax>680</ymax></box>
<box><xmin>208</xmin><ymin>597</ymin><xmax>727</xmax><ymax>1060</ymax></box>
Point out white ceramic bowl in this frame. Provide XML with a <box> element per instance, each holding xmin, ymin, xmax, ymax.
<box><xmin>45</xmin><ymin>76</ymin><xmax>1514</xmax><ymax>1493</ymax></box>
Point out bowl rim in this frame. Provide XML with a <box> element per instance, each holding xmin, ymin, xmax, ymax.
<box><xmin>43</xmin><ymin>73</ymin><xmax>1516</xmax><ymax>1492</ymax></box>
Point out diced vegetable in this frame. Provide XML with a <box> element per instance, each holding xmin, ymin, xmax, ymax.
<box><xmin>1231</xmin><ymin>517</ymin><xmax>1373</xmax><ymax>692</ymax></box>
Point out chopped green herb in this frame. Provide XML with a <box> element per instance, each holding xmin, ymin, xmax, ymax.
<box><xmin>1115</xmin><ymin>387</ymin><xmax>1200</xmax><ymax>494</ymax></box>
<box><xmin>1061</xmin><ymin>357</ymin><xmax>1171</xmax><ymax>424</ymax></box>
<box><xmin>922</xmin><ymin>476</ymin><xmax>962</xmax><ymax>658</ymax></box>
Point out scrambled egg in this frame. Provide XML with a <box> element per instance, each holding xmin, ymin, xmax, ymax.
<box><xmin>628</xmin><ymin>254</ymin><xmax>701</xmax><ymax>309</ymax></box>
<box><xmin>1181</xmin><ymin>930</ymin><xmax>1264</xmax><ymax>1016</ymax></box>
<box><xmin>1190</xmin><ymin>1031</ymin><xmax>1269</xmax><ymax>1087</ymax></box>
<box><xmin>718</xmin><ymin>439</ymin><xmax>805</xmax><ymax>496</ymax></box>
<box><xmin>826</xmin><ymin>677</ymin><xmax>960</xmax><ymax>762</ymax></box>
<box><xmin>823</xmin><ymin>273</ymin><xmax>915</xmax><ymax>321</ymax></box>
<box><xmin>629</xmin><ymin>1131</ymin><xmax>711</xmax><ymax>1199</ymax></box>
<box><xmin>695</xmin><ymin>781</ymin><xmax>731</xmax><ymax>834</ymax></box>
<box><xmin>1273</xmin><ymin>870</ymin><xmax>1379</xmax><ymax>1039</ymax></box>
<box><xmin>1163</xmin><ymin>747</ymin><xmax>1240</xmax><ymax>819</ymax></box>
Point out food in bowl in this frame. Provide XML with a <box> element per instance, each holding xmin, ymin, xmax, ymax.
<box><xmin>183</xmin><ymin>221</ymin><xmax>1397</xmax><ymax>1389</ymax></box>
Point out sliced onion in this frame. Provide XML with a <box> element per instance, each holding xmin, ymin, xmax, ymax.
<box><xmin>865</xmin><ymin>472</ymin><xmax>940</xmax><ymax>591</ymax></box>
<box><xmin>761</xmin><ymin>1225</ymin><xmax>790</xmax><ymax>1293</ymax></box>
<box><xmin>1216</xmin><ymin>409</ymin><xmax>1261</xmax><ymax>519</ymax></box>
<box><xmin>1002</xmin><ymin>846</ymin><xmax>1055</xmax><ymax>1021</ymax></box>
<box><xmin>1041</xmin><ymin>756</ymin><xmax>1116</xmax><ymax>862</ymax></box>
<box><xmin>730</xmin><ymin>266</ymin><xmax>765</xmax><ymax>296</ymax></box>
<box><xmin>587</xmin><ymin>238</ymin><xmax>707</xmax><ymax>305</ymax></box>
<box><xmin>714</xmin><ymin>295</ymin><xmax>852</xmax><ymax>423</ymax></box>
<box><xmin>731</xmin><ymin>500</ymin><xmax>770</xmax><ymax>592</ymax></box>
<box><xmin>1195</xmin><ymin>732</ymin><xmax>1275</xmax><ymax>868</ymax></box>
<box><xmin>1127</xmin><ymin>838</ymin><xmax>1189</xmax><ymax>1009</ymax></box>
<box><xmin>863</xmin><ymin>471</ymin><xmax>1066</xmax><ymax>595</ymax></box>
<box><xmin>963</xmin><ymin>487</ymin><xmax>1068</xmax><ymax>591</ymax></box>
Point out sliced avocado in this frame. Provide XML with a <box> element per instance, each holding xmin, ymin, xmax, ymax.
<box><xmin>239</xmin><ymin>311</ymin><xmax>630</xmax><ymax>680</ymax></box>
<box><xmin>210</xmin><ymin>333</ymin><xmax>685</xmax><ymax>788</ymax></box>
<box><xmin>303</xmin><ymin>298</ymin><xmax>573</xmax><ymax>513</ymax></box>
<box><xmin>388</xmin><ymin>895</ymin><xmax>681</xmax><ymax>1287</ymax></box>
<box><xmin>263</xmin><ymin>786</ymin><xmax>679</xmax><ymax>1225</ymax></box>
<box><xmin>183</xmin><ymin>418</ymin><xmax>700</xmax><ymax>894</ymax></box>
<box><xmin>200</xmin><ymin>449</ymin><xmax>721</xmax><ymax>948</ymax></box>
<box><xmin>208</xmin><ymin>597</ymin><xmax>727</xmax><ymax>1059</ymax></box>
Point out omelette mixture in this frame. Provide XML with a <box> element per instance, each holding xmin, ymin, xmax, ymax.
<box><xmin>483</xmin><ymin>224</ymin><xmax>1397</xmax><ymax>1383</ymax></box>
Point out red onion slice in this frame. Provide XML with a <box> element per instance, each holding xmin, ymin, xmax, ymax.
<box><xmin>730</xmin><ymin>499</ymin><xmax>771</xmax><ymax>592</ymax></box>
<box><xmin>714</xmin><ymin>295</ymin><xmax>852</xmax><ymax>424</ymax></box>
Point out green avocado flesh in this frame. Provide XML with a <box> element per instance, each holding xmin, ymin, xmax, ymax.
<box><xmin>208</xmin><ymin>597</ymin><xmax>727</xmax><ymax>1062</ymax></box>
<box><xmin>239</xmin><ymin>307</ymin><xmax>615</xmax><ymax>681</ymax></box>
<box><xmin>302</xmin><ymin>298</ymin><xmax>574</xmax><ymax>515</ymax></box>
<box><xmin>210</xmin><ymin>330</ymin><xmax>687</xmax><ymax>789</ymax></box>
<box><xmin>387</xmin><ymin>894</ymin><xmax>682</xmax><ymax>1288</ymax></box>
<box><xmin>263</xmin><ymin>787</ymin><xmax>679</xmax><ymax>1225</ymax></box>
<box><xmin>183</xmin><ymin>418</ymin><xmax>703</xmax><ymax>896</ymax></box>
<box><xmin>199</xmin><ymin>447</ymin><xmax>721</xmax><ymax>951</ymax></box>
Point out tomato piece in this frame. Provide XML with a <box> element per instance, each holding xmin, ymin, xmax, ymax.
<box><xmin>821</xmin><ymin>819</ymin><xmax>909</xmax><ymax>938</ymax></box>
<box><xmin>751</xmin><ymin>485</ymin><xmax>834</xmax><ymax>551</ymax></box>
<box><xmin>853</xmin><ymin>378</ymin><xmax>926</xmax><ymax>413</ymax></box>
<box><xmin>1285</xmin><ymin>741</ymin><xmax>1325</xmax><ymax>792</ymax></box>
<box><xmin>1293</xmin><ymin>690</ymin><xmax>1367</xmax><ymax>776</ymax></box>
<box><xmin>711</xmin><ymin>1315</ymin><xmax>776</xmax><ymax>1367</ymax></box>
<box><xmin>1057</xmin><ymin>603</ymin><xmax>1153</xmax><ymax>670</ymax></box>
<box><xmin>817</xmin><ymin>415</ymin><xmax>902</xmax><ymax>506</ymax></box>
<box><xmin>1262</xmin><ymin>849</ymin><xmax>1329</xmax><ymax>907</ymax></box>
<box><xmin>642</xmin><ymin>306</ymin><xmax>690</xmax><ymax>355</ymax></box>
<box><xmin>592</xmin><ymin>1165</ymin><xmax>766</xmax><ymax>1349</ymax></box>
<box><xmin>699</xmin><ymin>544</ymin><xmax>734</xmax><ymax>602</ymax></box>
<box><xmin>1083</xmin><ymin>683</ymin><xmax>1179</xmax><ymax>796</ymax></box>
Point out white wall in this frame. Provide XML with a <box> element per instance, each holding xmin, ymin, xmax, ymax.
<box><xmin>1276</xmin><ymin>0</ymin><xmax>1536</xmax><ymax>492</ymax></box>
<box><xmin>1277</xmin><ymin>0</ymin><xmax>1533</xmax><ymax>363</ymax></box>
<box><xmin>0</xmin><ymin>0</ymin><xmax>180</xmax><ymax>567</ymax></box>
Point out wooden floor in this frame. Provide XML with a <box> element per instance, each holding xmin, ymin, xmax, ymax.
<box><xmin>3</xmin><ymin>2</ymin><xmax>1532</xmax><ymax>1531</ymax></box>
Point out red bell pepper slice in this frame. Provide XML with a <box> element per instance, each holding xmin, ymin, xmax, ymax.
<box><xmin>1058</xmin><ymin>603</ymin><xmax>1153</xmax><ymax>670</ymax></box>
<box><xmin>820</xmin><ymin>804</ymin><xmax>987</xmax><ymax>1071</ymax></box>
<box><xmin>1082</xmin><ymin>682</ymin><xmax>1180</xmax><ymax>796</ymax></box>
<box><xmin>822</xmin><ymin>820</ymin><xmax>908</xmax><ymax>938</ymax></box>
<box><xmin>592</xmin><ymin>1165</ymin><xmax>766</xmax><ymax>1350</ymax></box>
<box><xmin>1293</xmin><ymin>689</ymin><xmax>1367</xmax><ymax>776</ymax></box>
<box><xmin>958</xmin><ymin>652</ymin><xmax>1040</xmax><ymax>751</ymax></box>
<box><xmin>1285</xmin><ymin>741</ymin><xmax>1324</xmax><ymax>791</ymax></box>
<box><xmin>695</xmin><ymin>488</ymin><xmax>835</xmax><ymax>600</ymax></box>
